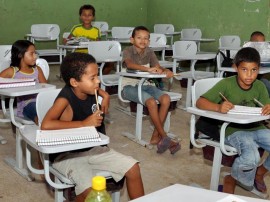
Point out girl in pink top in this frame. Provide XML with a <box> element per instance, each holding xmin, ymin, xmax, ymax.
<box><xmin>0</xmin><ymin>40</ymin><xmax>47</xmax><ymax>124</ymax></box>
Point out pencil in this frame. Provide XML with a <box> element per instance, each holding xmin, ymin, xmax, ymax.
<box><xmin>219</xmin><ymin>92</ymin><xmax>228</xmax><ymax>102</ymax></box>
<box><xmin>174</xmin><ymin>73</ymin><xmax>181</xmax><ymax>76</ymax></box>
<box><xmin>95</xmin><ymin>89</ymin><xmax>99</xmax><ymax>111</ymax></box>
<box><xmin>253</xmin><ymin>98</ymin><xmax>264</xmax><ymax>107</ymax></box>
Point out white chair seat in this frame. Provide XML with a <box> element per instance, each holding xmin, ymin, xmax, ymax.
<box><xmin>37</xmin><ymin>49</ymin><xmax>61</xmax><ymax>55</ymax></box>
<box><xmin>100</xmin><ymin>75</ymin><xmax>120</xmax><ymax>85</ymax></box>
<box><xmin>175</xmin><ymin>71</ymin><xmax>215</xmax><ymax>80</ymax></box>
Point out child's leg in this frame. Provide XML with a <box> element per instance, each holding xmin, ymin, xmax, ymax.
<box><xmin>125</xmin><ymin>163</ymin><xmax>144</xmax><ymax>199</ymax></box>
<box><xmin>255</xmin><ymin>165</ymin><xmax>268</xmax><ymax>193</ymax></box>
<box><xmin>223</xmin><ymin>175</ymin><xmax>236</xmax><ymax>194</ymax></box>
<box><xmin>226</xmin><ymin>131</ymin><xmax>260</xmax><ymax>188</ymax></box>
<box><xmin>145</xmin><ymin>95</ymin><xmax>169</xmax><ymax>144</ymax></box>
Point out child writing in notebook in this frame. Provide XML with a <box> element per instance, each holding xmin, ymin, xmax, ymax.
<box><xmin>121</xmin><ymin>25</ymin><xmax>180</xmax><ymax>154</ymax></box>
<box><xmin>0</xmin><ymin>40</ymin><xmax>47</xmax><ymax>124</ymax></box>
<box><xmin>196</xmin><ymin>47</ymin><xmax>270</xmax><ymax>194</ymax></box>
<box><xmin>64</xmin><ymin>4</ymin><xmax>113</xmax><ymax>74</ymax></box>
<box><xmin>41</xmin><ymin>52</ymin><xmax>144</xmax><ymax>202</ymax></box>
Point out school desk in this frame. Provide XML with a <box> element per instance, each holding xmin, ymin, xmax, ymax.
<box><xmin>130</xmin><ymin>184</ymin><xmax>268</xmax><ymax>202</ymax></box>
<box><xmin>1</xmin><ymin>83</ymin><xmax>56</xmax><ymax>181</ymax></box>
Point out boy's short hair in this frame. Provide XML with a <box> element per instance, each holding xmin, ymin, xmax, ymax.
<box><xmin>233</xmin><ymin>47</ymin><xmax>260</xmax><ymax>67</ymax></box>
<box><xmin>131</xmin><ymin>26</ymin><xmax>150</xmax><ymax>38</ymax></box>
<box><xmin>79</xmin><ymin>4</ymin><xmax>95</xmax><ymax>16</ymax></box>
<box><xmin>60</xmin><ymin>52</ymin><xmax>96</xmax><ymax>86</ymax></box>
<box><xmin>250</xmin><ymin>31</ymin><xmax>265</xmax><ymax>40</ymax></box>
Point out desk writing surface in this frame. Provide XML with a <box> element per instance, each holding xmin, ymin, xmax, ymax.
<box><xmin>181</xmin><ymin>38</ymin><xmax>215</xmax><ymax>42</ymax></box>
<box><xmin>172</xmin><ymin>53</ymin><xmax>216</xmax><ymax>61</ymax></box>
<box><xmin>0</xmin><ymin>83</ymin><xmax>56</xmax><ymax>97</ymax></box>
<box><xmin>117</xmin><ymin>72</ymin><xmax>167</xmax><ymax>78</ymax></box>
<box><xmin>187</xmin><ymin>107</ymin><xmax>270</xmax><ymax>124</ymax></box>
<box><xmin>130</xmin><ymin>184</ymin><xmax>267</xmax><ymax>202</ymax></box>
<box><xmin>20</xmin><ymin>125</ymin><xmax>110</xmax><ymax>154</ymax></box>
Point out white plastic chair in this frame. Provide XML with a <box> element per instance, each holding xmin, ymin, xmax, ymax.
<box><xmin>92</xmin><ymin>21</ymin><xmax>110</xmax><ymax>39</ymax></box>
<box><xmin>172</xmin><ymin>41</ymin><xmax>215</xmax><ymax>108</ymax></box>
<box><xmin>188</xmin><ymin>78</ymin><xmax>268</xmax><ymax>198</ymax></box>
<box><xmin>87</xmin><ymin>41</ymin><xmax>122</xmax><ymax>90</ymax></box>
<box><xmin>181</xmin><ymin>28</ymin><xmax>202</xmax><ymax>40</ymax></box>
<box><xmin>154</xmin><ymin>24</ymin><xmax>176</xmax><ymax>45</ymax></box>
<box><xmin>32</xmin><ymin>89</ymin><xmax>121</xmax><ymax>202</ymax></box>
<box><xmin>217</xmin><ymin>35</ymin><xmax>241</xmax><ymax>77</ymax></box>
<box><xmin>149</xmin><ymin>33</ymin><xmax>175</xmax><ymax>69</ymax></box>
<box><xmin>110</xmin><ymin>27</ymin><xmax>134</xmax><ymax>43</ymax></box>
<box><xmin>0</xmin><ymin>45</ymin><xmax>12</xmax><ymax>70</ymax></box>
<box><xmin>28</xmin><ymin>24</ymin><xmax>62</xmax><ymax>64</ymax></box>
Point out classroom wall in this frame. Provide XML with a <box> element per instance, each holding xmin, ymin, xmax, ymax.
<box><xmin>147</xmin><ymin>0</ymin><xmax>270</xmax><ymax>51</ymax></box>
<box><xmin>1</xmin><ymin>0</ymin><xmax>269</xmax><ymax>52</ymax></box>
<box><xmin>0</xmin><ymin>0</ymin><xmax>147</xmax><ymax>45</ymax></box>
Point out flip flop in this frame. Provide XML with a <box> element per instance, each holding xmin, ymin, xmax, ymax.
<box><xmin>169</xmin><ymin>141</ymin><xmax>181</xmax><ymax>155</ymax></box>
<box><xmin>157</xmin><ymin>136</ymin><xmax>171</xmax><ymax>154</ymax></box>
<box><xmin>254</xmin><ymin>179</ymin><xmax>267</xmax><ymax>193</ymax></box>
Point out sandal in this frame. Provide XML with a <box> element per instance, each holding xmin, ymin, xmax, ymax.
<box><xmin>169</xmin><ymin>141</ymin><xmax>181</xmax><ymax>155</ymax></box>
<box><xmin>254</xmin><ymin>179</ymin><xmax>267</xmax><ymax>193</ymax></box>
<box><xmin>157</xmin><ymin>136</ymin><xmax>171</xmax><ymax>154</ymax></box>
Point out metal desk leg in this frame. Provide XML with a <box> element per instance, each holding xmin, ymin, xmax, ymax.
<box><xmin>4</xmin><ymin>98</ymin><xmax>33</xmax><ymax>181</ymax></box>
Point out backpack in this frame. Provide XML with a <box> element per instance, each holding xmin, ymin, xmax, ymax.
<box><xmin>219</xmin><ymin>50</ymin><xmax>233</xmax><ymax>67</ymax></box>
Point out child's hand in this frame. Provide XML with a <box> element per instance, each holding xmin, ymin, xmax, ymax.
<box><xmin>261</xmin><ymin>104</ymin><xmax>270</xmax><ymax>115</ymax></box>
<box><xmin>148</xmin><ymin>67</ymin><xmax>162</xmax><ymax>74</ymax></box>
<box><xmin>82</xmin><ymin>110</ymin><xmax>103</xmax><ymax>127</ymax></box>
<box><xmin>219</xmin><ymin>101</ymin><xmax>234</xmax><ymax>113</ymax></box>
<box><xmin>101</xmin><ymin>95</ymin><xmax>110</xmax><ymax>114</ymax></box>
<box><xmin>163</xmin><ymin>69</ymin><xmax>174</xmax><ymax>78</ymax></box>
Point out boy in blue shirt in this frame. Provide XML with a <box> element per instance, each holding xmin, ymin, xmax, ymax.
<box><xmin>196</xmin><ymin>47</ymin><xmax>270</xmax><ymax>193</ymax></box>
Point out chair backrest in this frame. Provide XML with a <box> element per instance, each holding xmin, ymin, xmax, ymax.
<box><xmin>36</xmin><ymin>58</ymin><xmax>50</xmax><ymax>80</ymax></box>
<box><xmin>92</xmin><ymin>21</ymin><xmax>109</xmax><ymax>32</ymax></box>
<box><xmin>149</xmin><ymin>33</ymin><xmax>167</xmax><ymax>46</ymax></box>
<box><xmin>87</xmin><ymin>41</ymin><xmax>121</xmax><ymax>63</ymax></box>
<box><xmin>173</xmin><ymin>41</ymin><xmax>197</xmax><ymax>57</ymax></box>
<box><xmin>31</xmin><ymin>24</ymin><xmax>60</xmax><ymax>41</ymax></box>
<box><xmin>111</xmin><ymin>27</ymin><xmax>134</xmax><ymax>39</ymax></box>
<box><xmin>181</xmin><ymin>28</ymin><xmax>202</xmax><ymax>40</ymax></box>
<box><xmin>0</xmin><ymin>45</ymin><xmax>12</xmax><ymax>61</ymax></box>
<box><xmin>62</xmin><ymin>32</ymin><xmax>70</xmax><ymax>40</ymax></box>
<box><xmin>191</xmin><ymin>78</ymin><xmax>223</xmax><ymax>107</ymax></box>
<box><xmin>219</xmin><ymin>35</ymin><xmax>241</xmax><ymax>48</ymax></box>
<box><xmin>36</xmin><ymin>89</ymin><xmax>61</xmax><ymax>126</ymax></box>
<box><xmin>154</xmin><ymin>24</ymin><xmax>175</xmax><ymax>34</ymax></box>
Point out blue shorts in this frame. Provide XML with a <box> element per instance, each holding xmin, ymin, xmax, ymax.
<box><xmin>122</xmin><ymin>85</ymin><xmax>165</xmax><ymax>105</ymax></box>
<box><xmin>23</xmin><ymin>102</ymin><xmax>37</xmax><ymax>122</ymax></box>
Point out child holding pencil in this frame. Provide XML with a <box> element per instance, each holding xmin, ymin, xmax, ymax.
<box><xmin>196</xmin><ymin>47</ymin><xmax>270</xmax><ymax>194</ymax></box>
<box><xmin>41</xmin><ymin>52</ymin><xmax>144</xmax><ymax>201</ymax></box>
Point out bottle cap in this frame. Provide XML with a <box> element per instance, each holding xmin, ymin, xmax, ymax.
<box><xmin>92</xmin><ymin>176</ymin><xmax>106</xmax><ymax>191</ymax></box>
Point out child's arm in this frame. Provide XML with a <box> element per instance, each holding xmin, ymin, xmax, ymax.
<box><xmin>41</xmin><ymin>97</ymin><xmax>103</xmax><ymax>130</ymax></box>
<box><xmin>196</xmin><ymin>97</ymin><xmax>234</xmax><ymax>114</ymax></box>
<box><xmin>63</xmin><ymin>34</ymin><xmax>73</xmax><ymax>45</ymax></box>
<box><xmin>98</xmin><ymin>88</ymin><xmax>110</xmax><ymax>114</ymax></box>
<box><xmin>0</xmin><ymin>67</ymin><xmax>14</xmax><ymax>78</ymax></box>
<box><xmin>37</xmin><ymin>66</ymin><xmax>47</xmax><ymax>83</ymax></box>
<box><xmin>261</xmin><ymin>104</ymin><xmax>270</xmax><ymax>115</ymax></box>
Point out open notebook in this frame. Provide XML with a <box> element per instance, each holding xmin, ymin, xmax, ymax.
<box><xmin>228</xmin><ymin>105</ymin><xmax>262</xmax><ymax>115</ymax></box>
<box><xmin>36</xmin><ymin>126</ymin><xmax>101</xmax><ymax>146</ymax></box>
<box><xmin>0</xmin><ymin>77</ymin><xmax>36</xmax><ymax>88</ymax></box>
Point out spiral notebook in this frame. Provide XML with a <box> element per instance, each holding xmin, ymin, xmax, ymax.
<box><xmin>0</xmin><ymin>77</ymin><xmax>36</xmax><ymax>88</ymax></box>
<box><xmin>36</xmin><ymin>126</ymin><xmax>101</xmax><ymax>146</ymax></box>
<box><xmin>228</xmin><ymin>105</ymin><xmax>262</xmax><ymax>115</ymax></box>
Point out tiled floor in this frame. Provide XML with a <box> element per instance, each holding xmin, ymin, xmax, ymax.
<box><xmin>0</xmin><ymin>65</ymin><xmax>269</xmax><ymax>202</ymax></box>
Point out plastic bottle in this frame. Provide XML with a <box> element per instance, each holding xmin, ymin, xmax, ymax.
<box><xmin>85</xmin><ymin>176</ymin><xmax>112</xmax><ymax>202</ymax></box>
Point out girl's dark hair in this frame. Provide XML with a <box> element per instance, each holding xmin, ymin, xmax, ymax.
<box><xmin>233</xmin><ymin>47</ymin><xmax>260</xmax><ymax>67</ymax></box>
<box><xmin>10</xmin><ymin>40</ymin><xmax>35</xmax><ymax>68</ymax></box>
<box><xmin>131</xmin><ymin>26</ymin><xmax>150</xmax><ymax>38</ymax></box>
<box><xmin>79</xmin><ymin>4</ymin><xmax>95</xmax><ymax>16</ymax></box>
<box><xmin>60</xmin><ymin>52</ymin><xmax>96</xmax><ymax>86</ymax></box>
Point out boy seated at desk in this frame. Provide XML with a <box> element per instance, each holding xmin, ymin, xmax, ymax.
<box><xmin>41</xmin><ymin>52</ymin><xmax>144</xmax><ymax>201</ymax></box>
<box><xmin>196</xmin><ymin>47</ymin><xmax>270</xmax><ymax>194</ymax></box>
<box><xmin>121</xmin><ymin>25</ymin><xmax>180</xmax><ymax>154</ymax></box>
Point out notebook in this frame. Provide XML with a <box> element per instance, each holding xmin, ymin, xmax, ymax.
<box><xmin>0</xmin><ymin>77</ymin><xmax>36</xmax><ymax>88</ymax></box>
<box><xmin>36</xmin><ymin>126</ymin><xmax>101</xmax><ymax>146</ymax></box>
<box><xmin>228</xmin><ymin>105</ymin><xmax>262</xmax><ymax>115</ymax></box>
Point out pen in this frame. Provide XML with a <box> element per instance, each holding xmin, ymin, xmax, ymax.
<box><xmin>219</xmin><ymin>92</ymin><xmax>228</xmax><ymax>102</ymax></box>
<box><xmin>253</xmin><ymin>98</ymin><xmax>264</xmax><ymax>107</ymax></box>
